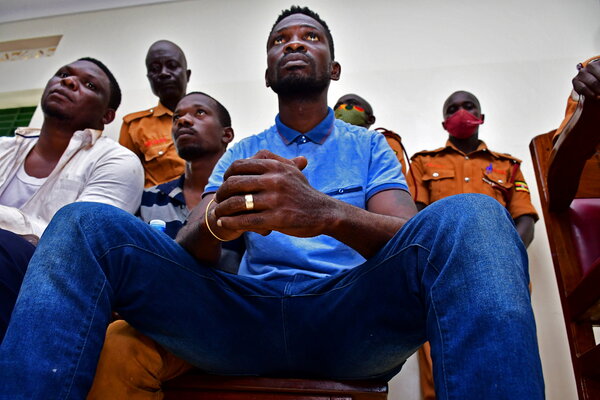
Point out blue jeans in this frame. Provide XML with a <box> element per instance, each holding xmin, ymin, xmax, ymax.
<box><xmin>0</xmin><ymin>194</ymin><xmax>544</xmax><ymax>399</ymax></box>
<box><xmin>0</xmin><ymin>229</ymin><xmax>35</xmax><ymax>342</ymax></box>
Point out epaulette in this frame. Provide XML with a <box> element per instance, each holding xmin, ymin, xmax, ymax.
<box><xmin>374</xmin><ymin>127</ymin><xmax>401</xmax><ymax>140</ymax></box>
<box><xmin>122</xmin><ymin>108</ymin><xmax>154</xmax><ymax>124</ymax></box>
<box><xmin>488</xmin><ymin>149</ymin><xmax>522</xmax><ymax>164</ymax></box>
<box><xmin>410</xmin><ymin>146</ymin><xmax>448</xmax><ymax>160</ymax></box>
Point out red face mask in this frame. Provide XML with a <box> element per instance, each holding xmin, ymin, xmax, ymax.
<box><xmin>442</xmin><ymin>109</ymin><xmax>484</xmax><ymax>139</ymax></box>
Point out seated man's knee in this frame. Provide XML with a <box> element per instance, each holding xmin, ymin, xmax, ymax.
<box><xmin>45</xmin><ymin>202</ymin><xmax>135</xmax><ymax>242</ymax></box>
<box><xmin>435</xmin><ymin>193</ymin><xmax>506</xmax><ymax>212</ymax></box>
<box><xmin>425</xmin><ymin>193</ymin><xmax>513</xmax><ymax>228</ymax></box>
<box><xmin>54</xmin><ymin>202</ymin><xmax>125</xmax><ymax>224</ymax></box>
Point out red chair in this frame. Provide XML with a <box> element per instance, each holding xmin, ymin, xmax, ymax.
<box><xmin>163</xmin><ymin>370</ymin><xmax>388</xmax><ymax>399</ymax></box>
<box><xmin>529</xmin><ymin>97</ymin><xmax>600</xmax><ymax>399</ymax></box>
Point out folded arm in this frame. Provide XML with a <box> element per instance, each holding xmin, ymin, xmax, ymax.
<box><xmin>76</xmin><ymin>148</ymin><xmax>145</xmax><ymax>213</ymax></box>
<box><xmin>0</xmin><ymin>205</ymin><xmax>45</xmax><ymax>237</ymax></box>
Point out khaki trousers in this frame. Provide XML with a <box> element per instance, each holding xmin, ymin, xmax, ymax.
<box><xmin>87</xmin><ymin>320</ymin><xmax>193</xmax><ymax>400</ymax></box>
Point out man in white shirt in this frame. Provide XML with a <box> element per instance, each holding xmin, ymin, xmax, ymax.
<box><xmin>0</xmin><ymin>57</ymin><xmax>144</xmax><ymax>238</ymax></box>
<box><xmin>0</xmin><ymin>57</ymin><xmax>143</xmax><ymax>339</ymax></box>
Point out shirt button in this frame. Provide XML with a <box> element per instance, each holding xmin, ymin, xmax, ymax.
<box><xmin>465</xmin><ymin>156</ymin><xmax>469</xmax><ymax>160</ymax></box>
<box><xmin>149</xmin><ymin>109</ymin><xmax>154</xmax><ymax>113</ymax></box>
<box><xmin>338</xmin><ymin>189</ymin><xmax>344</xmax><ymax>194</ymax></box>
<box><xmin>432</xmin><ymin>172</ymin><xmax>439</xmax><ymax>177</ymax></box>
<box><xmin>465</xmin><ymin>177</ymin><xmax>470</xmax><ymax>182</ymax></box>
<box><xmin>158</xmin><ymin>151</ymin><xmax>164</xmax><ymax>156</ymax></box>
<box><xmin>498</xmin><ymin>179</ymin><xmax>504</xmax><ymax>184</ymax></box>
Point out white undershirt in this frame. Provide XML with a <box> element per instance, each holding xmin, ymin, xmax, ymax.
<box><xmin>0</xmin><ymin>163</ymin><xmax>47</xmax><ymax>208</ymax></box>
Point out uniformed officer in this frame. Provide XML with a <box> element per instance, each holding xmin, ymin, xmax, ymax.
<box><xmin>119</xmin><ymin>40</ymin><xmax>191</xmax><ymax>187</ymax></box>
<box><xmin>333</xmin><ymin>93</ymin><xmax>409</xmax><ymax>176</ymax></box>
<box><xmin>408</xmin><ymin>90</ymin><xmax>538</xmax><ymax>400</ymax></box>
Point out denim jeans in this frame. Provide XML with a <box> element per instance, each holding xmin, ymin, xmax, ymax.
<box><xmin>0</xmin><ymin>194</ymin><xmax>544</xmax><ymax>399</ymax></box>
<box><xmin>0</xmin><ymin>229</ymin><xmax>35</xmax><ymax>342</ymax></box>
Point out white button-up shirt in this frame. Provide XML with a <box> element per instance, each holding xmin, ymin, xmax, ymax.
<box><xmin>0</xmin><ymin>127</ymin><xmax>144</xmax><ymax>236</ymax></box>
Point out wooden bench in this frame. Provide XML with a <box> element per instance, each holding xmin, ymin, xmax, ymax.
<box><xmin>163</xmin><ymin>370</ymin><xmax>388</xmax><ymax>399</ymax></box>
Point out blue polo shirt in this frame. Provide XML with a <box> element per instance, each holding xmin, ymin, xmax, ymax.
<box><xmin>206</xmin><ymin>109</ymin><xmax>407</xmax><ymax>280</ymax></box>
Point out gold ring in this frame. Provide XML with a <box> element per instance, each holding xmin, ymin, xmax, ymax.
<box><xmin>244</xmin><ymin>194</ymin><xmax>254</xmax><ymax>211</ymax></box>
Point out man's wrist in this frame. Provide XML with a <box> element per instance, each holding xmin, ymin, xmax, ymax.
<box><xmin>320</xmin><ymin>197</ymin><xmax>345</xmax><ymax>237</ymax></box>
<box><xmin>205</xmin><ymin>198</ymin><xmax>228</xmax><ymax>241</ymax></box>
<box><xmin>204</xmin><ymin>198</ymin><xmax>244</xmax><ymax>242</ymax></box>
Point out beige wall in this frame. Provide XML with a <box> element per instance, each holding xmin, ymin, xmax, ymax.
<box><xmin>1</xmin><ymin>0</ymin><xmax>598</xmax><ymax>398</ymax></box>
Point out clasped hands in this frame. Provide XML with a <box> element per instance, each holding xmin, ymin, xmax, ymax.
<box><xmin>205</xmin><ymin>150</ymin><xmax>336</xmax><ymax>241</ymax></box>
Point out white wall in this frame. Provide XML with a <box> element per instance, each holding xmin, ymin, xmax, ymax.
<box><xmin>2</xmin><ymin>1</ymin><xmax>598</xmax><ymax>398</ymax></box>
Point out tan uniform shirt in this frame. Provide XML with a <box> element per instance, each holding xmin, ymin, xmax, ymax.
<box><xmin>409</xmin><ymin>140</ymin><xmax>538</xmax><ymax>220</ymax></box>
<box><xmin>119</xmin><ymin>103</ymin><xmax>185</xmax><ymax>187</ymax></box>
<box><xmin>379</xmin><ymin>130</ymin><xmax>408</xmax><ymax>177</ymax></box>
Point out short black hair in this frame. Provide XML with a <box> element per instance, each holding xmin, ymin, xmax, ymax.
<box><xmin>269</xmin><ymin>6</ymin><xmax>334</xmax><ymax>60</ymax></box>
<box><xmin>77</xmin><ymin>57</ymin><xmax>122</xmax><ymax>111</ymax></box>
<box><xmin>181</xmin><ymin>91</ymin><xmax>232</xmax><ymax>128</ymax></box>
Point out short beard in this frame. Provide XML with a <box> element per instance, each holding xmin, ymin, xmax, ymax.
<box><xmin>269</xmin><ymin>73</ymin><xmax>329</xmax><ymax>98</ymax></box>
<box><xmin>41</xmin><ymin>102</ymin><xmax>70</xmax><ymax>121</ymax></box>
<box><xmin>177</xmin><ymin>145</ymin><xmax>206</xmax><ymax>161</ymax></box>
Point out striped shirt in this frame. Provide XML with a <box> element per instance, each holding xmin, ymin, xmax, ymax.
<box><xmin>138</xmin><ymin>175</ymin><xmax>188</xmax><ymax>239</ymax></box>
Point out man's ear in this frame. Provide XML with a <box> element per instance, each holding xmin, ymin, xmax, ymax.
<box><xmin>102</xmin><ymin>108</ymin><xmax>116</xmax><ymax>125</ymax></box>
<box><xmin>368</xmin><ymin>115</ymin><xmax>376</xmax><ymax>126</ymax></box>
<box><xmin>480</xmin><ymin>114</ymin><xmax>485</xmax><ymax>123</ymax></box>
<box><xmin>265</xmin><ymin>69</ymin><xmax>271</xmax><ymax>88</ymax></box>
<box><xmin>186</xmin><ymin>69</ymin><xmax>192</xmax><ymax>82</ymax></box>
<box><xmin>222</xmin><ymin>126</ymin><xmax>234</xmax><ymax>144</ymax></box>
<box><xmin>330</xmin><ymin>61</ymin><xmax>341</xmax><ymax>81</ymax></box>
<box><xmin>441</xmin><ymin>121</ymin><xmax>447</xmax><ymax>130</ymax></box>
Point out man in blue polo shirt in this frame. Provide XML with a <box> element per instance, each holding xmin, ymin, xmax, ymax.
<box><xmin>0</xmin><ymin>6</ymin><xmax>543</xmax><ymax>400</ymax></box>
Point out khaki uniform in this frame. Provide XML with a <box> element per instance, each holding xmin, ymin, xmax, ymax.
<box><xmin>409</xmin><ymin>140</ymin><xmax>538</xmax><ymax>220</ymax></box>
<box><xmin>119</xmin><ymin>103</ymin><xmax>185</xmax><ymax>188</ymax></box>
<box><xmin>409</xmin><ymin>140</ymin><xmax>538</xmax><ymax>400</ymax></box>
<box><xmin>88</xmin><ymin>320</ymin><xmax>193</xmax><ymax>399</ymax></box>
<box><xmin>378</xmin><ymin>128</ymin><xmax>408</xmax><ymax>177</ymax></box>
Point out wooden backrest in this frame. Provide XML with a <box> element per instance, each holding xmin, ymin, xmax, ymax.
<box><xmin>545</xmin><ymin>97</ymin><xmax>600</xmax><ymax>211</ymax></box>
<box><xmin>530</xmin><ymin>131</ymin><xmax>588</xmax><ymax>292</ymax></box>
<box><xmin>529</xmin><ymin>116</ymin><xmax>600</xmax><ymax>399</ymax></box>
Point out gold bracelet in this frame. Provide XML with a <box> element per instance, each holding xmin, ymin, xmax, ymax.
<box><xmin>205</xmin><ymin>198</ymin><xmax>227</xmax><ymax>241</ymax></box>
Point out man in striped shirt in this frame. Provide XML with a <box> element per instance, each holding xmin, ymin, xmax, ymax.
<box><xmin>137</xmin><ymin>91</ymin><xmax>234</xmax><ymax>238</ymax></box>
